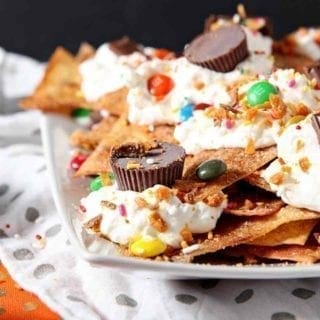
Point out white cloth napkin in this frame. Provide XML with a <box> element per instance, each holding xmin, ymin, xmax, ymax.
<box><xmin>1</xmin><ymin>50</ymin><xmax>320</xmax><ymax>320</ymax></box>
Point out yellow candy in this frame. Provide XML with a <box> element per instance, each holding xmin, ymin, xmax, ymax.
<box><xmin>285</xmin><ymin>115</ymin><xmax>305</xmax><ymax>127</ymax></box>
<box><xmin>129</xmin><ymin>237</ymin><xmax>166</xmax><ymax>258</ymax></box>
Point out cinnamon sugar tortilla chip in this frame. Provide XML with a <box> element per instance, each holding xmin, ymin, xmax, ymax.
<box><xmin>249</xmin><ymin>219</ymin><xmax>318</xmax><ymax>246</ymax></box>
<box><xmin>75</xmin><ymin>120</ymin><xmax>175</xmax><ymax>177</ymax></box>
<box><xmin>20</xmin><ymin>47</ymin><xmax>85</xmax><ymax>114</ymax></box>
<box><xmin>70</xmin><ymin>115</ymin><xmax>119</xmax><ymax>150</ymax></box>
<box><xmin>245</xmin><ymin>245</ymin><xmax>320</xmax><ymax>263</ymax></box>
<box><xmin>172</xmin><ymin>206</ymin><xmax>320</xmax><ymax>263</ymax></box>
<box><xmin>224</xmin><ymin>182</ymin><xmax>284</xmax><ymax>216</ymax></box>
<box><xmin>175</xmin><ymin>146</ymin><xmax>276</xmax><ymax>203</ymax></box>
<box><xmin>92</xmin><ymin>87</ymin><xmax>129</xmax><ymax>116</ymax></box>
<box><xmin>75</xmin><ymin>42</ymin><xmax>95</xmax><ymax>63</ymax></box>
<box><xmin>243</xmin><ymin>170</ymin><xmax>272</xmax><ymax>192</ymax></box>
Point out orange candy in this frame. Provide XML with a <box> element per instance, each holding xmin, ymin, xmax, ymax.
<box><xmin>147</xmin><ymin>74</ymin><xmax>174</xmax><ymax>99</ymax></box>
<box><xmin>153</xmin><ymin>48</ymin><xmax>175</xmax><ymax>60</ymax></box>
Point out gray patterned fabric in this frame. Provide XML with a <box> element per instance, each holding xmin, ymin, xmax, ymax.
<box><xmin>0</xmin><ymin>50</ymin><xmax>320</xmax><ymax>320</ymax></box>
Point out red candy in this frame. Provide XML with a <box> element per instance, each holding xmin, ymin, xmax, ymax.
<box><xmin>147</xmin><ymin>74</ymin><xmax>174</xmax><ymax>99</ymax></box>
<box><xmin>70</xmin><ymin>154</ymin><xmax>87</xmax><ymax>170</ymax></box>
<box><xmin>195</xmin><ymin>103</ymin><xmax>211</xmax><ymax>110</ymax></box>
<box><xmin>153</xmin><ymin>48</ymin><xmax>175</xmax><ymax>60</ymax></box>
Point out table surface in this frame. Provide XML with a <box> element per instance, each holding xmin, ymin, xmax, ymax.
<box><xmin>0</xmin><ymin>263</ymin><xmax>58</xmax><ymax>319</ymax></box>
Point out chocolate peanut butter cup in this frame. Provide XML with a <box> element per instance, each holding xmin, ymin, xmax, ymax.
<box><xmin>110</xmin><ymin>142</ymin><xmax>186</xmax><ymax>192</ymax></box>
<box><xmin>109</xmin><ymin>36</ymin><xmax>141</xmax><ymax>55</ymax></box>
<box><xmin>184</xmin><ymin>24</ymin><xmax>248</xmax><ymax>72</ymax></box>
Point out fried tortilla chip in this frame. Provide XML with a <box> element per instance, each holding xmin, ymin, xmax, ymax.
<box><xmin>172</xmin><ymin>206</ymin><xmax>320</xmax><ymax>263</ymax></box>
<box><xmin>245</xmin><ymin>245</ymin><xmax>320</xmax><ymax>263</ymax></box>
<box><xmin>224</xmin><ymin>182</ymin><xmax>284</xmax><ymax>216</ymax></box>
<box><xmin>249</xmin><ymin>219</ymin><xmax>318</xmax><ymax>246</ymax></box>
<box><xmin>75</xmin><ymin>120</ymin><xmax>175</xmax><ymax>176</ymax></box>
<box><xmin>92</xmin><ymin>87</ymin><xmax>129</xmax><ymax>116</ymax></box>
<box><xmin>274</xmin><ymin>53</ymin><xmax>314</xmax><ymax>73</ymax></box>
<box><xmin>70</xmin><ymin>115</ymin><xmax>119</xmax><ymax>150</ymax></box>
<box><xmin>20</xmin><ymin>47</ymin><xmax>85</xmax><ymax>114</ymax></box>
<box><xmin>75</xmin><ymin>42</ymin><xmax>96</xmax><ymax>62</ymax></box>
<box><xmin>175</xmin><ymin>146</ymin><xmax>276</xmax><ymax>204</ymax></box>
<box><xmin>243</xmin><ymin>169</ymin><xmax>272</xmax><ymax>192</ymax></box>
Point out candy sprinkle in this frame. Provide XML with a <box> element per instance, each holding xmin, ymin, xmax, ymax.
<box><xmin>288</xmin><ymin>79</ymin><xmax>296</xmax><ymax>88</ymax></box>
<box><xmin>119</xmin><ymin>204</ymin><xmax>127</xmax><ymax>217</ymax></box>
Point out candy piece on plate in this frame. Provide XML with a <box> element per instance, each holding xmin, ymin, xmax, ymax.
<box><xmin>20</xmin><ymin>47</ymin><xmax>85</xmax><ymax>114</ymax></box>
<box><xmin>110</xmin><ymin>141</ymin><xmax>186</xmax><ymax>192</ymax></box>
<box><xmin>184</xmin><ymin>25</ymin><xmax>248</xmax><ymax>72</ymax></box>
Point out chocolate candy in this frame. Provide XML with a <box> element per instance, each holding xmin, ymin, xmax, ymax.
<box><xmin>246</xmin><ymin>81</ymin><xmax>277</xmax><ymax>107</ymax></box>
<box><xmin>184</xmin><ymin>25</ymin><xmax>248</xmax><ymax>72</ymax></box>
<box><xmin>110</xmin><ymin>142</ymin><xmax>186</xmax><ymax>192</ymax></box>
<box><xmin>196</xmin><ymin>159</ymin><xmax>227</xmax><ymax>181</ymax></box>
<box><xmin>311</xmin><ymin>113</ymin><xmax>320</xmax><ymax>144</ymax></box>
<box><xmin>109</xmin><ymin>36</ymin><xmax>141</xmax><ymax>55</ymax></box>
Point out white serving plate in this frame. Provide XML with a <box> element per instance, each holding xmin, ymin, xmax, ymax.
<box><xmin>40</xmin><ymin>113</ymin><xmax>320</xmax><ymax>279</ymax></box>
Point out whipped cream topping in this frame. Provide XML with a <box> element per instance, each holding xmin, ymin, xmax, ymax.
<box><xmin>79</xmin><ymin>44</ymin><xmax>146</xmax><ymax>101</ymax></box>
<box><xmin>263</xmin><ymin>116</ymin><xmax>320</xmax><ymax>212</ymax></box>
<box><xmin>80</xmin><ymin>184</ymin><xmax>226</xmax><ymax>248</ymax></box>
<box><xmin>269</xmin><ymin>69</ymin><xmax>320</xmax><ymax>111</ymax></box>
<box><xmin>292</xmin><ymin>28</ymin><xmax>320</xmax><ymax>60</ymax></box>
<box><xmin>174</xmin><ymin>109</ymin><xmax>280</xmax><ymax>154</ymax></box>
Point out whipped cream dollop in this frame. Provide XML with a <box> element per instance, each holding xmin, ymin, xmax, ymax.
<box><xmin>263</xmin><ymin>116</ymin><xmax>320</xmax><ymax>212</ymax></box>
<box><xmin>291</xmin><ymin>28</ymin><xmax>320</xmax><ymax>60</ymax></box>
<box><xmin>174</xmin><ymin>109</ymin><xmax>280</xmax><ymax>154</ymax></box>
<box><xmin>80</xmin><ymin>184</ymin><xmax>226</xmax><ymax>248</ymax></box>
<box><xmin>79</xmin><ymin>44</ymin><xmax>146</xmax><ymax>101</ymax></box>
<box><xmin>269</xmin><ymin>69</ymin><xmax>320</xmax><ymax>111</ymax></box>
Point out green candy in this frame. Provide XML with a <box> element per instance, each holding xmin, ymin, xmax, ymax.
<box><xmin>71</xmin><ymin>107</ymin><xmax>91</xmax><ymax>118</ymax></box>
<box><xmin>247</xmin><ymin>81</ymin><xmax>277</xmax><ymax>107</ymax></box>
<box><xmin>196</xmin><ymin>159</ymin><xmax>227</xmax><ymax>181</ymax></box>
<box><xmin>90</xmin><ymin>176</ymin><xmax>103</xmax><ymax>191</ymax></box>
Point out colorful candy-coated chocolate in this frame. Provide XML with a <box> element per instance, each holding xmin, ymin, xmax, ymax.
<box><xmin>147</xmin><ymin>74</ymin><xmax>174</xmax><ymax>98</ymax></box>
<box><xmin>90</xmin><ymin>176</ymin><xmax>103</xmax><ymax>192</ymax></box>
<box><xmin>129</xmin><ymin>237</ymin><xmax>167</xmax><ymax>258</ymax></box>
<box><xmin>70</xmin><ymin>154</ymin><xmax>87</xmax><ymax>170</ymax></box>
<box><xmin>195</xmin><ymin>103</ymin><xmax>211</xmax><ymax>110</ymax></box>
<box><xmin>153</xmin><ymin>48</ymin><xmax>175</xmax><ymax>60</ymax></box>
<box><xmin>196</xmin><ymin>159</ymin><xmax>227</xmax><ymax>181</ymax></box>
<box><xmin>179</xmin><ymin>103</ymin><xmax>195</xmax><ymax>122</ymax></box>
<box><xmin>246</xmin><ymin>81</ymin><xmax>277</xmax><ymax>107</ymax></box>
<box><xmin>71</xmin><ymin>108</ymin><xmax>91</xmax><ymax>118</ymax></box>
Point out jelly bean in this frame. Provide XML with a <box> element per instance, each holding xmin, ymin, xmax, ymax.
<box><xmin>179</xmin><ymin>103</ymin><xmax>194</xmax><ymax>122</ymax></box>
<box><xmin>90</xmin><ymin>176</ymin><xmax>103</xmax><ymax>191</ymax></box>
<box><xmin>70</xmin><ymin>154</ymin><xmax>87</xmax><ymax>170</ymax></box>
<box><xmin>247</xmin><ymin>81</ymin><xmax>277</xmax><ymax>107</ymax></box>
<box><xmin>147</xmin><ymin>74</ymin><xmax>174</xmax><ymax>98</ymax></box>
<box><xmin>71</xmin><ymin>107</ymin><xmax>91</xmax><ymax>118</ymax></box>
<box><xmin>196</xmin><ymin>159</ymin><xmax>227</xmax><ymax>181</ymax></box>
<box><xmin>129</xmin><ymin>237</ymin><xmax>167</xmax><ymax>258</ymax></box>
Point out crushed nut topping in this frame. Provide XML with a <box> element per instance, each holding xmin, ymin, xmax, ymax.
<box><xmin>270</xmin><ymin>172</ymin><xmax>285</xmax><ymax>185</ymax></box>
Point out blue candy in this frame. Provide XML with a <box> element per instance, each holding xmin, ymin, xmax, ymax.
<box><xmin>179</xmin><ymin>103</ymin><xmax>194</xmax><ymax>122</ymax></box>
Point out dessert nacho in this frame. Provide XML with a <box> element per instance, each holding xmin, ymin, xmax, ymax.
<box><xmin>21</xmin><ymin>5</ymin><xmax>320</xmax><ymax>265</ymax></box>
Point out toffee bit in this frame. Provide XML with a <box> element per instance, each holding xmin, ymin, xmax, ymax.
<box><xmin>245</xmin><ymin>138</ymin><xmax>256</xmax><ymax>155</ymax></box>
<box><xmin>220</xmin><ymin>103</ymin><xmax>240</xmax><ymax>114</ymax></box>
<box><xmin>155</xmin><ymin>186</ymin><xmax>172</xmax><ymax>201</ymax></box>
<box><xmin>278</xmin><ymin>157</ymin><xmax>286</xmax><ymax>165</ymax></box>
<box><xmin>270</xmin><ymin>172</ymin><xmax>284</xmax><ymax>185</ymax></box>
<box><xmin>299</xmin><ymin>157</ymin><xmax>311</xmax><ymax>172</ymax></box>
<box><xmin>101</xmin><ymin>200</ymin><xmax>117</xmax><ymax>210</ymax></box>
<box><xmin>207</xmin><ymin>231</ymin><xmax>213</xmax><ymax>240</ymax></box>
<box><xmin>206</xmin><ymin>193</ymin><xmax>226</xmax><ymax>207</ymax></box>
<box><xmin>295</xmin><ymin>139</ymin><xmax>305</xmax><ymax>152</ymax></box>
<box><xmin>281</xmin><ymin>165</ymin><xmax>292</xmax><ymax>174</ymax></box>
<box><xmin>126</xmin><ymin>161</ymin><xmax>141</xmax><ymax>170</ymax></box>
<box><xmin>180</xmin><ymin>226</ymin><xmax>193</xmax><ymax>243</ymax></box>
<box><xmin>194</xmin><ymin>81</ymin><xmax>205</xmax><ymax>90</ymax></box>
<box><xmin>135</xmin><ymin>197</ymin><xmax>148</xmax><ymax>208</ymax></box>
<box><xmin>149</xmin><ymin>212</ymin><xmax>168</xmax><ymax>232</ymax></box>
